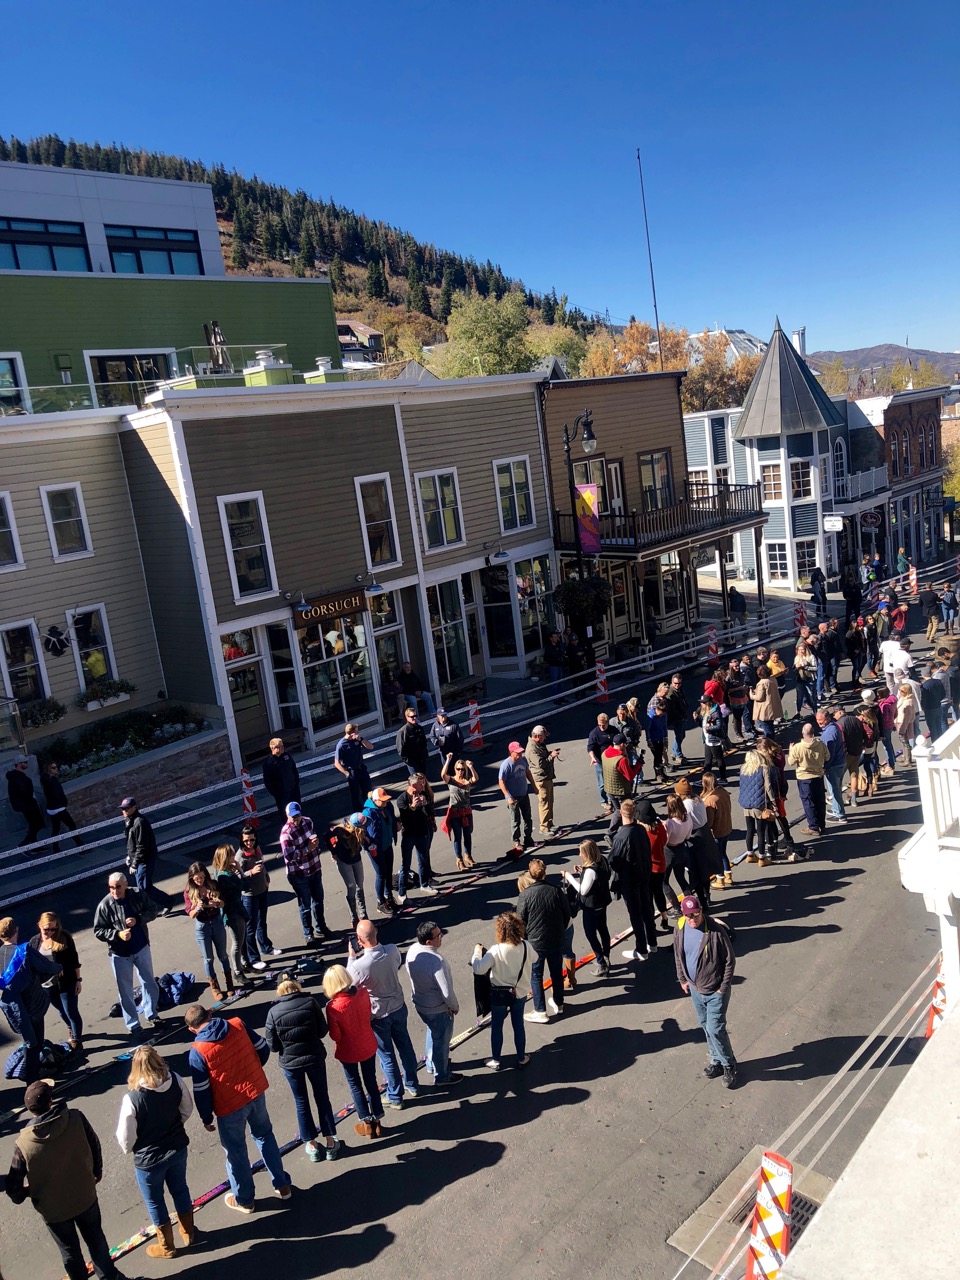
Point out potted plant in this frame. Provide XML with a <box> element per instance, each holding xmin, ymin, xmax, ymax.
<box><xmin>20</xmin><ymin>697</ymin><xmax>68</xmax><ymax>730</ymax></box>
<box><xmin>76</xmin><ymin>678</ymin><xmax>138</xmax><ymax>712</ymax></box>
<box><xmin>553</xmin><ymin>575</ymin><xmax>612</xmax><ymax>663</ymax></box>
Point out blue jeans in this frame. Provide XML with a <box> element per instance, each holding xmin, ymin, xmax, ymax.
<box><xmin>132</xmin><ymin>861</ymin><xmax>173</xmax><ymax>911</ymax></box>
<box><xmin>341</xmin><ymin>1055</ymin><xmax>384</xmax><ymax>1121</ymax></box>
<box><xmin>400</xmin><ymin>834</ymin><xmax>432</xmax><ymax>892</ymax></box>
<box><xmin>689</xmin><ymin>989</ymin><xmax>736</xmax><ymax>1068</ymax></box>
<box><xmin>825</xmin><ymin>764</ymin><xmax>846</xmax><ymax>819</ymax></box>
<box><xmin>490</xmin><ymin>998</ymin><xmax>526</xmax><ymax>1061</ymax></box>
<box><xmin>288</xmin><ymin>869</ymin><xmax>325</xmax><ymax>940</ymax></box>
<box><xmin>346</xmin><ymin>769</ymin><xmax>371</xmax><ymax>812</ymax></box>
<box><xmin>242</xmin><ymin>892</ymin><xmax>273</xmax><ymax>965</ymax></box>
<box><xmin>368</xmin><ymin>849</ymin><xmax>394</xmax><ymax>903</ymax></box>
<box><xmin>403</xmin><ymin>691</ymin><xmax>436</xmax><ymax>715</ymax></box>
<box><xmin>795</xmin><ymin>677</ymin><xmax>817</xmax><ymax>715</ymax></box>
<box><xmin>110</xmin><ymin>946</ymin><xmax>159</xmax><ymax>1031</ymax></box>
<box><xmin>371</xmin><ymin>1004</ymin><xmax>420</xmax><ymax>1102</ymax></box>
<box><xmin>418</xmin><ymin>1008</ymin><xmax>455</xmax><ymax>1082</ymax></box>
<box><xmin>592</xmin><ymin>761</ymin><xmax>607</xmax><ymax>804</ymax></box>
<box><xmin>134</xmin><ymin>1147</ymin><xmax>192</xmax><ymax>1228</ymax></box>
<box><xmin>194</xmin><ymin>915</ymin><xmax>230</xmax><ymax>983</ymax></box>
<box><xmin>281</xmin><ymin>1060</ymin><xmax>336</xmax><ymax>1143</ymax></box>
<box><xmin>668</xmin><ymin>722</ymin><xmax>686</xmax><ymax>761</ymax></box>
<box><xmin>448</xmin><ymin>813</ymin><xmax>473</xmax><ymax>860</ymax></box>
<box><xmin>756</xmin><ymin>719</ymin><xmax>775</xmax><ymax>738</ymax></box>
<box><xmin>216</xmin><ymin>1091</ymin><xmax>290</xmax><ymax>1206</ymax></box>
<box><xmin>816</xmin><ymin>662</ymin><xmax>827</xmax><ymax>699</ymax></box>
<box><xmin>51</xmin><ymin>986</ymin><xmax>83</xmax><ymax>1041</ymax></box>
<box><xmin>530</xmin><ymin>946</ymin><xmax>564</xmax><ymax>1013</ymax></box>
<box><xmin>548</xmin><ymin>664</ymin><xmax>563</xmax><ymax>698</ymax></box>
<box><xmin>742</xmin><ymin>702</ymin><xmax>754</xmax><ymax>736</ymax></box>
<box><xmin>881</xmin><ymin>728</ymin><xmax>896</xmax><ymax>769</ymax></box>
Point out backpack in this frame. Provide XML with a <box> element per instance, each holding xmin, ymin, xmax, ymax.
<box><xmin>860</xmin><ymin>720</ymin><xmax>877</xmax><ymax>748</ymax></box>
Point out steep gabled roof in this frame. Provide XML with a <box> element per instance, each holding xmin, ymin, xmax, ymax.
<box><xmin>733</xmin><ymin>319</ymin><xmax>844</xmax><ymax>438</ymax></box>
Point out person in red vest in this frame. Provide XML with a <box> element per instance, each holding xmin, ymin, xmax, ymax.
<box><xmin>185</xmin><ymin>1004</ymin><xmax>291</xmax><ymax>1214</ymax></box>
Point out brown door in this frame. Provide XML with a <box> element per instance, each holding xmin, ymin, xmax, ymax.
<box><xmin>228</xmin><ymin>662</ymin><xmax>271</xmax><ymax>760</ymax></box>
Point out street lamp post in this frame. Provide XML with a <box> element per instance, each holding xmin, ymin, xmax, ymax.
<box><xmin>562</xmin><ymin>408</ymin><xmax>597</xmax><ymax>581</ymax></box>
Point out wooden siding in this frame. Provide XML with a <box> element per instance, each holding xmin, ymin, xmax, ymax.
<box><xmin>541</xmin><ymin>375</ymin><xmax>688</xmax><ymax>513</ymax></box>
<box><xmin>120</xmin><ymin>423</ymin><xmax>218</xmax><ymax>706</ymax></box>
<box><xmin>182</xmin><ymin>406</ymin><xmax>413</xmax><ymax>624</ymax></box>
<box><xmin>400</xmin><ymin>390</ymin><xmax>546</xmax><ymax>573</ymax></box>
<box><xmin>0</xmin><ymin>430</ymin><xmax>164</xmax><ymax>736</ymax></box>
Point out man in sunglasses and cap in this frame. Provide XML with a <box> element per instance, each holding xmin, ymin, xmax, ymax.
<box><xmin>673</xmin><ymin>894</ymin><xmax>737</xmax><ymax>1088</ymax></box>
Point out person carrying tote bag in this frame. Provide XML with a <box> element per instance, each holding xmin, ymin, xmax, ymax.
<box><xmin>471</xmin><ymin>912</ymin><xmax>531</xmax><ymax>1070</ymax></box>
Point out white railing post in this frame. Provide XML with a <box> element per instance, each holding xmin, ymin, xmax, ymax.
<box><xmin>911</xmin><ymin>737</ymin><xmax>960</xmax><ymax>1015</ymax></box>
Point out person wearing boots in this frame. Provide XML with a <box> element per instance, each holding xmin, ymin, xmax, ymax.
<box><xmin>183</xmin><ymin>864</ymin><xmax>234</xmax><ymax>1002</ymax></box>
<box><xmin>116</xmin><ymin>1046</ymin><xmax>197</xmax><ymax>1259</ymax></box>
<box><xmin>0</xmin><ymin>916</ymin><xmax>62</xmax><ymax>1083</ymax></box>
<box><xmin>6</xmin><ymin>757</ymin><xmax>45</xmax><ymax>848</ymax></box>
<box><xmin>673</xmin><ymin>895</ymin><xmax>738</xmax><ymax>1088</ymax></box>
<box><xmin>516</xmin><ymin>858</ymin><xmax>570</xmax><ymax>1020</ymax></box>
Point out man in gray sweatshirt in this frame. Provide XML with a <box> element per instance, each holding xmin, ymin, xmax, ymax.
<box><xmin>405</xmin><ymin>919</ymin><xmax>461</xmax><ymax>1086</ymax></box>
<box><xmin>347</xmin><ymin>920</ymin><xmax>420</xmax><ymax>1108</ymax></box>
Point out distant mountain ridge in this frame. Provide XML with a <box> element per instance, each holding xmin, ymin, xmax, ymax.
<box><xmin>809</xmin><ymin>343</ymin><xmax>958</xmax><ymax>383</ymax></box>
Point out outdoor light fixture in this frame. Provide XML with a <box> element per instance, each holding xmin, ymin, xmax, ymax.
<box><xmin>355</xmin><ymin>571</ymin><xmax>386</xmax><ymax>597</ymax></box>
<box><xmin>483</xmin><ymin>540</ymin><xmax>510</xmax><ymax>562</ymax></box>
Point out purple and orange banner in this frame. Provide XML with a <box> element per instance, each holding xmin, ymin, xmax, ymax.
<box><xmin>575</xmin><ymin>483</ymin><xmax>600</xmax><ymax>555</ymax></box>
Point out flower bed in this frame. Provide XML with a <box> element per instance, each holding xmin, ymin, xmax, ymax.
<box><xmin>37</xmin><ymin>705</ymin><xmax>210</xmax><ymax>780</ymax></box>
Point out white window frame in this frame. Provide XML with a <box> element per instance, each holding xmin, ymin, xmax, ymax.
<box><xmin>790</xmin><ymin>459</ymin><xmax>813</xmax><ymax>500</ymax></box>
<box><xmin>217</xmin><ymin>490</ymin><xmax>280</xmax><ymax>606</ymax></box>
<box><xmin>354</xmin><ymin>472</ymin><xmax>402</xmax><ymax>572</ymax></box>
<box><xmin>415</xmin><ymin>468</ymin><xmax>466</xmax><ymax>553</ymax></box>
<box><xmin>760</xmin><ymin>464</ymin><xmax>783</xmax><ymax>502</ymax></box>
<box><xmin>818</xmin><ymin>455</ymin><xmax>831</xmax><ymax>499</ymax></box>
<box><xmin>82</xmin><ymin>347</ymin><xmax>177</xmax><ymax>408</ymax></box>
<box><xmin>39</xmin><ymin>481</ymin><xmax>94</xmax><ymax>562</ymax></box>
<box><xmin>765</xmin><ymin>541</ymin><xmax>789</xmax><ymax>581</ymax></box>
<box><xmin>0</xmin><ymin>618</ymin><xmax>49</xmax><ymax>701</ymax></box>
<box><xmin>0</xmin><ymin>352</ymin><xmax>31</xmax><ymax>413</ymax></box>
<box><xmin>0</xmin><ymin>490</ymin><xmax>25</xmax><ymax>572</ymax></box>
<box><xmin>795</xmin><ymin>537</ymin><xmax>819</xmax><ymax>584</ymax></box>
<box><xmin>65</xmin><ymin>604</ymin><xmax>119</xmax><ymax>693</ymax></box>
<box><xmin>928</xmin><ymin>424</ymin><xmax>937</xmax><ymax>467</ymax></box>
<box><xmin>492</xmin><ymin>454</ymin><xmax>536</xmax><ymax>535</ymax></box>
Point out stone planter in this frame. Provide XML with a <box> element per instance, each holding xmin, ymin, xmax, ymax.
<box><xmin>83</xmin><ymin>692</ymin><xmax>131</xmax><ymax>712</ymax></box>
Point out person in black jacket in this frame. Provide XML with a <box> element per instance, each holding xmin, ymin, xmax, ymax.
<box><xmin>516</xmin><ymin>858</ymin><xmax>570</xmax><ymax>1021</ymax></box>
<box><xmin>395</xmin><ymin>708</ymin><xmax>430</xmax><ymax>777</ymax></box>
<box><xmin>6</xmin><ymin>758</ymin><xmax>45</xmax><ymax>847</ymax></box>
<box><xmin>429</xmin><ymin>709</ymin><xmax>465</xmax><ymax>770</ymax></box>
<box><xmin>609</xmin><ymin>799</ymin><xmax>658</xmax><ymax>964</ymax></box>
<box><xmin>0</xmin><ymin>916</ymin><xmax>62</xmax><ymax>1083</ymax></box>
<box><xmin>673</xmin><ymin>894</ymin><xmax>737</xmax><ymax>1087</ymax></box>
<box><xmin>30</xmin><ymin>911</ymin><xmax>83</xmax><ymax>1050</ymax></box>
<box><xmin>262</xmin><ymin>737</ymin><xmax>301</xmax><ymax>815</ymax></box>
<box><xmin>396</xmin><ymin>777</ymin><xmax>438</xmax><ymax>900</ymax></box>
<box><xmin>565</xmin><ymin>841</ymin><xmax>612</xmax><ymax>977</ymax></box>
<box><xmin>40</xmin><ymin>762</ymin><xmax>83</xmax><ymax>852</ymax></box>
<box><xmin>264</xmin><ymin>978</ymin><xmax>340</xmax><ymax>1162</ymax></box>
<box><xmin>120</xmin><ymin>797</ymin><xmax>172</xmax><ymax>915</ymax></box>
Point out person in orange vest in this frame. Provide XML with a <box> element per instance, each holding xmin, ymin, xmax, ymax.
<box><xmin>186</xmin><ymin>1004</ymin><xmax>292</xmax><ymax>1214</ymax></box>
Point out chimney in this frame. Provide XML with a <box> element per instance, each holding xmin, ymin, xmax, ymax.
<box><xmin>791</xmin><ymin>327</ymin><xmax>806</xmax><ymax>356</ymax></box>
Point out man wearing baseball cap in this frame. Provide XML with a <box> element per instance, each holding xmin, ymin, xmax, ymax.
<box><xmin>120</xmin><ymin>796</ymin><xmax>173</xmax><ymax>916</ymax></box>
<box><xmin>5</xmin><ymin>1080</ymin><xmax>123</xmax><ymax>1280</ymax></box>
<box><xmin>673</xmin><ymin>894</ymin><xmax>738</xmax><ymax>1088</ymax></box>
<box><xmin>280</xmin><ymin>803</ymin><xmax>333</xmax><ymax>946</ymax></box>
<box><xmin>498</xmin><ymin>742</ymin><xmax>538</xmax><ymax>853</ymax></box>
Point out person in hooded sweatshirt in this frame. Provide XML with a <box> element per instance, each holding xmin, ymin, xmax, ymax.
<box><xmin>0</xmin><ymin>915</ymin><xmax>62</xmax><ymax>1084</ymax></box>
<box><xmin>6</xmin><ymin>1079</ymin><xmax>124</xmax><ymax>1280</ymax></box>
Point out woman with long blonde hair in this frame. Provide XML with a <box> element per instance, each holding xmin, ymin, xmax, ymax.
<box><xmin>116</xmin><ymin>1046</ymin><xmax>196</xmax><ymax>1258</ymax></box>
<box><xmin>564</xmin><ymin>840</ymin><xmax>612</xmax><ymax>976</ymax></box>
<box><xmin>29</xmin><ymin>910</ymin><xmax>83</xmax><ymax>1049</ymax></box>
<box><xmin>212</xmin><ymin>843</ymin><xmax>248</xmax><ymax>984</ymax></box>
<box><xmin>182</xmin><ymin>863</ymin><xmax>233</xmax><ymax>1000</ymax></box>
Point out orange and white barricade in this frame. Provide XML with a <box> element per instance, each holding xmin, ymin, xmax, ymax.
<box><xmin>706</xmin><ymin>625</ymin><xmax>719</xmax><ymax>662</ymax></box>
<box><xmin>467</xmin><ymin>698</ymin><xmax>484</xmax><ymax>750</ymax></box>
<box><xmin>955</xmin><ymin>552</ymin><xmax>960</xmax><ymax>580</ymax></box>
<box><xmin>745</xmin><ymin>1150</ymin><xmax>794</xmax><ymax>1280</ymax></box>
<box><xmin>239</xmin><ymin>767</ymin><xmax>259</xmax><ymax>828</ymax></box>
<box><xmin>926</xmin><ymin>958</ymin><xmax>947</xmax><ymax>1038</ymax></box>
<box><xmin>793</xmin><ymin>600</ymin><xmax>806</xmax><ymax>631</ymax></box>
<box><xmin>908</xmin><ymin>565</ymin><xmax>918</xmax><ymax>596</ymax></box>
<box><xmin>595</xmin><ymin>660</ymin><xmax>608</xmax><ymax>703</ymax></box>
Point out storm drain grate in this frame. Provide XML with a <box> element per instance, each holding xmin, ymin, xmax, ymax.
<box><xmin>730</xmin><ymin>1186</ymin><xmax>821</xmax><ymax>1244</ymax></box>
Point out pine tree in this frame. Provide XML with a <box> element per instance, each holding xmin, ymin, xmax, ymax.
<box><xmin>437</xmin><ymin>272</ymin><xmax>454</xmax><ymax>324</ymax></box>
<box><xmin>329</xmin><ymin>253</ymin><xmax>346</xmax><ymax>292</ymax></box>
<box><xmin>366</xmin><ymin>258</ymin><xmax>386</xmax><ymax>300</ymax></box>
<box><xmin>298</xmin><ymin>224</ymin><xmax>316</xmax><ymax>275</ymax></box>
<box><xmin>407</xmin><ymin>265</ymin><xmax>431</xmax><ymax>316</ymax></box>
<box><xmin>541</xmin><ymin>291</ymin><xmax>556</xmax><ymax>325</ymax></box>
<box><xmin>231</xmin><ymin>223</ymin><xmax>248</xmax><ymax>270</ymax></box>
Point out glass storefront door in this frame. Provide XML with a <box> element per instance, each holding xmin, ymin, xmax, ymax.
<box><xmin>298</xmin><ymin>612</ymin><xmax>376</xmax><ymax>735</ymax></box>
<box><xmin>427</xmin><ymin>580</ymin><xmax>469</xmax><ymax>688</ymax></box>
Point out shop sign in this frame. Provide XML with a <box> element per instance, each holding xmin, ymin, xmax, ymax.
<box><xmin>860</xmin><ymin>511</ymin><xmax>882</xmax><ymax>530</ymax></box>
<box><xmin>823</xmin><ymin>515</ymin><xmax>844</xmax><ymax>532</ymax></box>
<box><xmin>294</xmin><ymin>589</ymin><xmax>365</xmax><ymax>625</ymax></box>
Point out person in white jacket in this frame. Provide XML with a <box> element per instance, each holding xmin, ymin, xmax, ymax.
<box><xmin>115</xmin><ymin>1046</ymin><xmax>196</xmax><ymax>1259</ymax></box>
<box><xmin>471</xmin><ymin>912</ymin><xmax>532</xmax><ymax>1070</ymax></box>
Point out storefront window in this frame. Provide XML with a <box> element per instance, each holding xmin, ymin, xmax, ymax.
<box><xmin>370</xmin><ymin>591</ymin><xmax>400</xmax><ymax>631</ymax></box>
<box><xmin>516</xmin><ymin>556</ymin><xmax>555</xmax><ymax>653</ymax></box>
<box><xmin>298</xmin><ymin>612</ymin><xmax>375</xmax><ymax>734</ymax></box>
<box><xmin>638</xmin><ymin>451</ymin><xmax>674</xmax><ymax>512</ymax></box>
<box><xmin>427</xmin><ymin>580</ymin><xmax>469</xmax><ymax>687</ymax></box>
<box><xmin>267</xmin><ymin>624</ymin><xmax>303</xmax><ymax>730</ymax></box>
<box><xmin>660</xmin><ymin>553</ymin><xmax>681</xmax><ymax>612</ymax></box>
<box><xmin>481</xmin><ymin>565</ymin><xmax>518</xmax><ymax>658</ymax></box>
<box><xmin>221</xmin><ymin>629</ymin><xmax>258</xmax><ymax>663</ymax></box>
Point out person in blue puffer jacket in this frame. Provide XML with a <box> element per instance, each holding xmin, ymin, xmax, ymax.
<box><xmin>646</xmin><ymin>697</ymin><xmax>670</xmax><ymax>784</ymax></box>
<box><xmin>362</xmin><ymin>788</ymin><xmax>400</xmax><ymax>916</ymax></box>
<box><xmin>738</xmin><ymin>750</ymin><xmax>778</xmax><ymax>867</ymax></box>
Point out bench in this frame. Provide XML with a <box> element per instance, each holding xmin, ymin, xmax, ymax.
<box><xmin>440</xmin><ymin>674</ymin><xmax>488</xmax><ymax>709</ymax></box>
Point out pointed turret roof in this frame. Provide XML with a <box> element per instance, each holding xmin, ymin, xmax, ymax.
<box><xmin>733</xmin><ymin>319</ymin><xmax>844</xmax><ymax>438</ymax></box>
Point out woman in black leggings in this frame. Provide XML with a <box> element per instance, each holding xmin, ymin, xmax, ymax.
<box><xmin>564</xmin><ymin>840</ymin><xmax>612</xmax><ymax>977</ymax></box>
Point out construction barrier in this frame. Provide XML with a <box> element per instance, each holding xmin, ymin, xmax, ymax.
<box><xmin>467</xmin><ymin>698</ymin><xmax>484</xmax><ymax>750</ymax></box>
<box><xmin>793</xmin><ymin>600</ymin><xmax>806</xmax><ymax>631</ymax></box>
<box><xmin>745</xmin><ymin>1149</ymin><xmax>794</xmax><ymax>1280</ymax></box>
<box><xmin>956</xmin><ymin>552</ymin><xmax>960</xmax><ymax>580</ymax></box>
<box><xmin>908</xmin><ymin>565</ymin><xmax>918</xmax><ymax>595</ymax></box>
<box><xmin>595</xmin><ymin>659</ymin><xmax>608</xmax><ymax>703</ymax></box>
<box><xmin>925</xmin><ymin>958</ymin><xmax>947</xmax><ymax>1038</ymax></box>
<box><xmin>239</xmin><ymin>767</ymin><xmax>259</xmax><ymax>828</ymax></box>
<box><xmin>868</xmin><ymin>578</ymin><xmax>880</xmax><ymax>608</ymax></box>
<box><xmin>705</xmin><ymin>624</ymin><xmax>719</xmax><ymax>662</ymax></box>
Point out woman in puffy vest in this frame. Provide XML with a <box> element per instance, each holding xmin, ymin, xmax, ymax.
<box><xmin>116</xmin><ymin>1046</ymin><xmax>196</xmax><ymax>1259</ymax></box>
<box><xmin>564</xmin><ymin>840</ymin><xmax>611</xmax><ymax>978</ymax></box>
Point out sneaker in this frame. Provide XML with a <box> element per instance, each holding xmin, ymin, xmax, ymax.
<box><xmin>394</xmin><ymin>891</ymin><xmax>407</xmax><ymax>904</ymax></box>
<box><xmin>383</xmin><ymin>1098</ymin><xmax>404</xmax><ymax>1111</ymax></box>
<box><xmin>524</xmin><ymin>1010</ymin><xmax>550</xmax><ymax>1024</ymax></box>
<box><xmin>305</xmin><ymin>1141</ymin><xmax>322</xmax><ymax>1163</ymax></box>
<box><xmin>324</xmin><ymin>1138</ymin><xmax>342</xmax><ymax>1160</ymax></box>
<box><xmin>405</xmin><ymin>1087</ymin><xmax>420</xmax><ymax>1098</ymax></box>
<box><xmin>703</xmin><ymin>1062</ymin><xmax>723</xmax><ymax>1079</ymax></box>
<box><xmin>276</xmin><ymin>1184</ymin><xmax>293</xmax><ymax>1200</ymax></box>
<box><xmin>800</xmin><ymin>827</ymin><xmax>819</xmax><ymax>835</ymax></box>
<box><xmin>421</xmin><ymin>885</ymin><xmax>440</xmax><ymax>896</ymax></box>
<box><xmin>621</xmin><ymin>948</ymin><xmax>647</xmax><ymax>962</ymax></box>
<box><xmin>269</xmin><ymin>948</ymin><xmax>283</xmax><ymax>957</ymax></box>
<box><xmin>546</xmin><ymin>995</ymin><xmax>560</xmax><ymax>1015</ymax></box>
<box><xmin>251</xmin><ymin>960</ymin><xmax>268</xmax><ymax>971</ymax></box>
<box><xmin>225</xmin><ymin>1194</ymin><xmax>255</xmax><ymax>1215</ymax></box>
<box><xmin>517</xmin><ymin>1054</ymin><xmax>531</xmax><ymax>1067</ymax></box>
<box><xmin>722</xmin><ymin>1066</ymin><xmax>738</xmax><ymax>1089</ymax></box>
<box><xmin>590</xmin><ymin>961</ymin><xmax>608</xmax><ymax>977</ymax></box>
<box><xmin>436</xmin><ymin>1072</ymin><xmax>463</xmax><ymax>1085</ymax></box>
<box><xmin>485</xmin><ymin>1058</ymin><xmax>501</xmax><ymax>1070</ymax></box>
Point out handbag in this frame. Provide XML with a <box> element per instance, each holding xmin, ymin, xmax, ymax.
<box><xmin>489</xmin><ymin>942</ymin><xmax>528</xmax><ymax>1007</ymax></box>
<box><xmin>759</xmin><ymin>770</ymin><xmax>777</xmax><ymax>821</ymax></box>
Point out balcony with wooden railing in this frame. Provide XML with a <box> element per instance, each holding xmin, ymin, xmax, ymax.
<box><xmin>553</xmin><ymin>480</ymin><xmax>765</xmax><ymax>557</ymax></box>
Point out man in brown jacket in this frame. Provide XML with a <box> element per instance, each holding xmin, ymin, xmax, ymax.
<box><xmin>673</xmin><ymin>894</ymin><xmax>737</xmax><ymax>1088</ymax></box>
<box><xmin>525</xmin><ymin>724</ymin><xmax>560</xmax><ymax>835</ymax></box>
<box><xmin>5</xmin><ymin>1080</ymin><xmax>124</xmax><ymax>1280</ymax></box>
<box><xmin>788</xmin><ymin>723</ymin><xmax>829</xmax><ymax>841</ymax></box>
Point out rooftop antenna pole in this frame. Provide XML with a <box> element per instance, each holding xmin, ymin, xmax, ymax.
<box><xmin>636</xmin><ymin>146</ymin><xmax>664</xmax><ymax>372</ymax></box>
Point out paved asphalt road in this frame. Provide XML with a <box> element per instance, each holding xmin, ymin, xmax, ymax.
<box><xmin>0</xmin><ymin>624</ymin><xmax>940</xmax><ymax>1280</ymax></box>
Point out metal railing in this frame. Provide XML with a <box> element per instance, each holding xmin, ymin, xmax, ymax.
<box><xmin>169</xmin><ymin>344</ymin><xmax>290</xmax><ymax>376</ymax></box>
<box><xmin>834</xmin><ymin>465</ymin><xmax>889</xmax><ymax>501</ymax></box>
<box><xmin>554</xmin><ymin>481</ymin><xmax>764</xmax><ymax>554</ymax></box>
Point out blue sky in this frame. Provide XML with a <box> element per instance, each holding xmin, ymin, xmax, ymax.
<box><xmin>4</xmin><ymin>0</ymin><xmax>958</xmax><ymax>351</ymax></box>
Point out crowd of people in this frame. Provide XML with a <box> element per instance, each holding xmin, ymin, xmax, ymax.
<box><xmin>1</xmin><ymin>579</ymin><xmax>954</xmax><ymax>1279</ymax></box>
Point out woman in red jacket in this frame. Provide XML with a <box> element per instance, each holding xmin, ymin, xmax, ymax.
<box><xmin>322</xmin><ymin>964</ymin><xmax>384</xmax><ymax>1139</ymax></box>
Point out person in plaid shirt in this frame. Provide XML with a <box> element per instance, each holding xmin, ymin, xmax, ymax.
<box><xmin>280</xmin><ymin>803</ymin><xmax>333</xmax><ymax>947</ymax></box>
